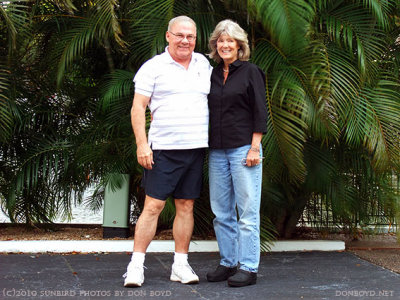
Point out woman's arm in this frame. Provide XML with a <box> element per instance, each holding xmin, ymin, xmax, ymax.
<box><xmin>245</xmin><ymin>132</ymin><xmax>263</xmax><ymax>167</ymax></box>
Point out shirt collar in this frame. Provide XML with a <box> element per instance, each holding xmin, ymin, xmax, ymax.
<box><xmin>218</xmin><ymin>59</ymin><xmax>243</xmax><ymax>71</ymax></box>
<box><xmin>231</xmin><ymin>59</ymin><xmax>243</xmax><ymax>67</ymax></box>
<box><xmin>163</xmin><ymin>46</ymin><xmax>175</xmax><ymax>63</ymax></box>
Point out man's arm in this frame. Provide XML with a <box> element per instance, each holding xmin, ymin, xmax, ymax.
<box><xmin>131</xmin><ymin>92</ymin><xmax>154</xmax><ymax>169</ymax></box>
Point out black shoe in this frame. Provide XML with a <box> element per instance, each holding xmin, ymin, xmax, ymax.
<box><xmin>206</xmin><ymin>265</ymin><xmax>237</xmax><ymax>282</ymax></box>
<box><xmin>227</xmin><ymin>269</ymin><xmax>257</xmax><ymax>287</ymax></box>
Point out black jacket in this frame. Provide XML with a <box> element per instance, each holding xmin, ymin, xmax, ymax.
<box><xmin>208</xmin><ymin>60</ymin><xmax>268</xmax><ymax>149</ymax></box>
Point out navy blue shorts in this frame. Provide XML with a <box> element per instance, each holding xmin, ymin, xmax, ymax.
<box><xmin>142</xmin><ymin>148</ymin><xmax>206</xmax><ymax>200</ymax></box>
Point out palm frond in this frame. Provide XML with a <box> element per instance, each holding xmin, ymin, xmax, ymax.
<box><xmin>100</xmin><ymin>69</ymin><xmax>134</xmax><ymax>111</ymax></box>
<box><xmin>56</xmin><ymin>17</ymin><xmax>98</xmax><ymax>85</ymax></box>
<box><xmin>93</xmin><ymin>0</ymin><xmax>126</xmax><ymax>48</ymax></box>
<box><xmin>0</xmin><ymin>65</ymin><xmax>13</xmax><ymax>142</ymax></box>
<box><xmin>260</xmin><ymin>216</ymin><xmax>277</xmax><ymax>252</ymax></box>
<box><xmin>14</xmin><ymin>137</ymin><xmax>72</xmax><ymax>192</ymax></box>
<box><xmin>55</xmin><ymin>0</ymin><xmax>127</xmax><ymax>85</ymax></box>
<box><xmin>327</xmin><ymin>45</ymin><xmax>361</xmax><ymax>122</ymax></box>
<box><xmin>252</xmin><ymin>0</ymin><xmax>315</xmax><ymax>53</ymax></box>
<box><xmin>53</xmin><ymin>0</ymin><xmax>77</xmax><ymax>13</ymax></box>
<box><xmin>84</xmin><ymin>185</ymin><xmax>104</xmax><ymax>213</ymax></box>
<box><xmin>0</xmin><ymin>3</ymin><xmax>17</xmax><ymax>49</ymax></box>
<box><xmin>127</xmin><ymin>0</ymin><xmax>175</xmax><ymax>66</ymax></box>
<box><xmin>342</xmin><ymin>76</ymin><xmax>400</xmax><ymax>172</ymax></box>
<box><xmin>362</xmin><ymin>78</ymin><xmax>400</xmax><ymax>170</ymax></box>
<box><xmin>254</xmin><ymin>40</ymin><xmax>308</xmax><ymax>183</ymax></box>
<box><xmin>298</xmin><ymin>40</ymin><xmax>340</xmax><ymax>141</ymax></box>
<box><xmin>356</xmin><ymin>0</ymin><xmax>396</xmax><ymax>29</ymax></box>
<box><xmin>320</xmin><ymin>2</ymin><xmax>387</xmax><ymax>77</ymax></box>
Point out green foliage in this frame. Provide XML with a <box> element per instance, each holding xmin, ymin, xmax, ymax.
<box><xmin>249</xmin><ymin>0</ymin><xmax>400</xmax><ymax>236</ymax></box>
<box><xmin>0</xmin><ymin>63</ymin><xmax>12</xmax><ymax>142</ymax></box>
<box><xmin>1</xmin><ymin>0</ymin><xmax>400</xmax><ymax>244</ymax></box>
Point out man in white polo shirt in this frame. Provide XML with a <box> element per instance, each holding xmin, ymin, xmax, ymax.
<box><xmin>123</xmin><ymin>16</ymin><xmax>212</xmax><ymax>287</ymax></box>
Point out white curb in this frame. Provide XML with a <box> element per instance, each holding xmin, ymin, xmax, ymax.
<box><xmin>268</xmin><ymin>240</ymin><xmax>345</xmax><ymax>252</ymax></box>
<box><xmin>0</xmin><ymin>240</ymin><xmax>345</xmax><ymax>253</ymax></box>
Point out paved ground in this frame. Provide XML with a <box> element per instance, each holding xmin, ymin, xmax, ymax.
<box><xmin>1</xmin><ymin>252</ymin><xmax>399</xmax><ymax>300</ymax></box>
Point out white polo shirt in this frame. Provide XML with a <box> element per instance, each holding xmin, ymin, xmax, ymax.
<box><xmin>133</xmin><ymin>47</ymin><xmax>212</xmax><ymax>150</ymax></box>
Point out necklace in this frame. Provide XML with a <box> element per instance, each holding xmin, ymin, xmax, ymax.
<box><xmin>223</xmin><ymin>68</ymin><xmax>229</xmax><ymax>73</ymax></box>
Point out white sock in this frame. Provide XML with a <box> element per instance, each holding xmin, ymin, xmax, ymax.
<box><xmin>174</xmin><ymin>252</ymin><xmax>188</xmax><ymax>265</ymax></box>
<box><xmin>131</xmin><ymin>252</ymin><xmax>145</xmax><ymax>265</ymax></box>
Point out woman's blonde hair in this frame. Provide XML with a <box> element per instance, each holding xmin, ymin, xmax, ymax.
<box><xmin>208</xmin><ymin>19</ymin><xmax>250</xmax><ymax>63</ymax></box>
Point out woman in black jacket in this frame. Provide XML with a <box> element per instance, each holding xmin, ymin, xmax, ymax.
<box><xmin>206</xmin><ymin>19</ymin><xmax>268</xmax><ymax>287</ymax></box>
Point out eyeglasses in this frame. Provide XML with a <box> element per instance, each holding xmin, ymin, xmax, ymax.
<box><xmin>169</xmin><ymin>31</ymin><xmax>196</xmax><ymax>42</ymax></box>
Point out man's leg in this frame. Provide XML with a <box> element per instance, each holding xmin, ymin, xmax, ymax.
<box><xmin>169</xmin><ymin>198</ymin><xmax>199</xmax><ymax>284</ymax></box>
<box><xmin>124</xmin><ymin>195</ymin><xmax>165</xmax><ymax>287</ymax></box>
<box><xmin>173</xmin><ymin>198</ymin><xmax>194</xmax><ymax>253</ymax></box>
<box><xmin>133</xmin><ymin>195</ymin><xmax>166</xmax><ymax>252</ymax></box>
<box><xmin>171</xmin><ymin>149</ymin><xmax>204</xmax><ymax>253</ymax></box>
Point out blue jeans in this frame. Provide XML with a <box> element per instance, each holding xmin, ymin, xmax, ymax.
<box><xmin>209</xmin><ymin>144</ymin><xmax>262</xmax><ymax>273</ymax></box>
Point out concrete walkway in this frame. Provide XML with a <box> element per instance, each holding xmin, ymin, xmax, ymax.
<box><xmin>0</xmin><ymin>240</ymin><xmax>345</xmax><ymax>253</ymax></box>
<box><xmin>1</xmin><ymin>251</ymin><xmax>399</xmax><ymax>299</ymax></box>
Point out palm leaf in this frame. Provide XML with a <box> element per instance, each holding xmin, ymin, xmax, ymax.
<box><xmin>55</xmin><ymin>0</ymin><xmax>126</xmax><ymax>85</ymax></box>
<box><xmin>260</xmin><ymin>216</ymin><xmax>278</xmax><ymax>252</ymax></box>
<box><xmin>93</xmin><ymin>0</ymin><xmax>126</xmax><ymax>48</ymax></box>
<box><xmin>127</xmin><ymin>0</ymin><xmax>175</xmax><ymax>66</ymax></box>
<box><xmin>254</xmin><ymin>40</ymin><xmax>308</xmax><ymax>183</ymax></box>
<box><xmin>14</xmin><ymin>137</ymin><xmax>72</xmax><ymax>192</ymax></box>
<box><xmin>0</xmin><ymin>3</ymin><xmax>17</xmax><ymax>49</ymax></box>
<box><xmin>100</xmin><ymin>69</ymin><xmax>134</xmax><ymax>111</ymax></box>
<box><xmin>0</xmin><ymin>65</ymin><xmax>13</xmax><ymax>142</ymax></box>
<box><xmin>56</xmin><ymin>17</ymin><xmax>98</xmax><ymax>85</ymax></box>
<box><xmin>362</xmin><ymin>78</ymin><xmax>400</xmax><ymax>169</ymax></box>
<box><xmin>252</xmin><ymin>0</ymin><xmax>315</xmax><ymax>53</ymax></box>
<box><xmin>53</xmin><ymin>0</ymin><xmax>77</xmax><ymax>13</ymax></box>
<box><xmin>357</xmin><ymin>0</ymin><xmax>395</xmax><ymax>29</ymax></box>
<box><xmin>320</xmin><ymin>2</ymin><xmax>387</xmax><ymax>77</ymax></box>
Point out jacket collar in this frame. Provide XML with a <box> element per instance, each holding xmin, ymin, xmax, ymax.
<box><xmin>218</xmin><ymin>59</ymin><xmax>243</xmax><ymax>73</ymax></box>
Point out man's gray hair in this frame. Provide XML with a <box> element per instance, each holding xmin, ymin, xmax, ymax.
<box><xmin>208</xmin><ymin>19</ymin><xmax>250</xmax><ymax>63</ymax></box>
<box><xmin>168</xmin><ymin>16</ymin><xmax>196</xmax><ymax>31</ymax></box>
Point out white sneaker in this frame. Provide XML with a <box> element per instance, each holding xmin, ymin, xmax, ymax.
<box><xmin>170</xmin><ymin>263</ymin><xmax>199</xmax><ymax>284</ymax></box>
<box><xmin>123</xmin><ymin>261</ymin><xmax>145</xmax><ymax>287</ymax></box>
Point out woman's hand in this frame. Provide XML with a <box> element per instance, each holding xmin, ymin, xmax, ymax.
<box><xmin>245</xmin><ymin>147</ymin><xmax>261</xmax><ymax>167</ymax></box>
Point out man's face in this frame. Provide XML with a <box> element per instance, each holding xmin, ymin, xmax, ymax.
<box><xmin>166</xmin><ymin>21</ymin><xmax>196</xmax><ymax>62</ymax></box>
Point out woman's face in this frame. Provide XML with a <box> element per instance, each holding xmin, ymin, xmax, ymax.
<box><xmin>216</xmin><ymin>33</ymin><xmax>240</xmax><ymax>65</ymax></box>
